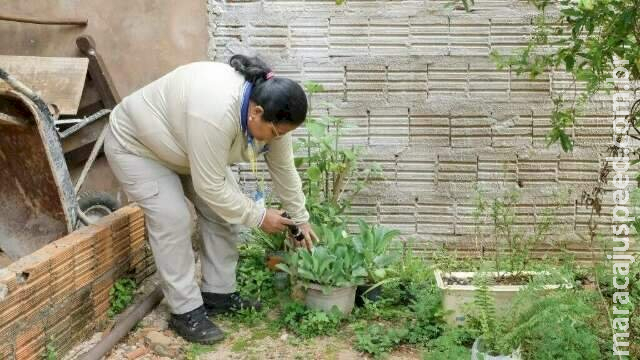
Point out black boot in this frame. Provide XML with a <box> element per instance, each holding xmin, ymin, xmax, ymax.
<box><xmin>202</xmin><ymin>291</ymin><xmax>262</xmax><ymax>316</ymax></box>
<box><xmin>169</xmin><ymin>305</ymin><xmax>225</xmax><ymax>344</ymax></box>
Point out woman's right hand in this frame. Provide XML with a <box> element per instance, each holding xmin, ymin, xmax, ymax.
<box><xmin>260</xmin><ymin>208</ymin><xmax>295</xmax><ymax>233</ymax></box>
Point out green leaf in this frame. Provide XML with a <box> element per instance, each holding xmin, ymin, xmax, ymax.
<box><xmin>306</xmin><ymin>121</ymin><xmax>326</xmax><ymax>139</ymax></box>
<box><xmin>307</xmin><ymin>166</ymin><xmax>321</xmax><ymax>180</ymax></box>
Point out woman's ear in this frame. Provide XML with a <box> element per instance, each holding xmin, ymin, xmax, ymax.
<box><xmin>252</xmin><ymin>105</ymin><xmax>264</xmax><ymax>118</ymax></box>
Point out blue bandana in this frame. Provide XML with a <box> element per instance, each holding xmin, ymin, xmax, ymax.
<box><xmin>240</xmin><ymin>81</ymin><xmax>270</xmax><ymax>154</ymax></box>
<box><xmin>240</xmin><ymin>81</ymin><xmax>254</xmax><ymax>145</ymax></box>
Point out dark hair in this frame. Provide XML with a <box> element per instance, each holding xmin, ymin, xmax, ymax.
<box><xmin>229</xmin><ymin>54</ymin><xmax>307</xmax><ymax>126</ymax></box>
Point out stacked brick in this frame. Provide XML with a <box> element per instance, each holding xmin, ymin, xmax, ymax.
<box><xmin>209</xmin><ymin>0</ymin><xmax>639</xmax><ymax>257</ymax></box>
<box><xmin>0</xmin><ymin>205</ymin><xmax>154</xmax><ymax>359</ymax></box>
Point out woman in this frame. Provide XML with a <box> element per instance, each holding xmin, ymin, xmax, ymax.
<box><xmin>104</xmin><ymin>55</ymin><xmax>318</xmax><ymax>344</ymax></box>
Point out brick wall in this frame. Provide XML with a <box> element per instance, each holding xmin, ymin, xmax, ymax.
<box><xmin>208</xmin><ymin>0</ymin><xmax>639</xmax><ymax>257</ymax></box>
<box><xmin>0</xmin><ymin>205</ymin><xmax>154</xmax><ymax>359</ymax></box>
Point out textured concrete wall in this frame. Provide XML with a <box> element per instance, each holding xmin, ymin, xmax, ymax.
<box><xmin>207</xmin><ymin>0</ymin><xmax>637</xmax><ymax>256</ymax></box>
<box><xmin>0</xmin><ymin>206</ymin><xmax>154</xmax><ymax>359</ymax></box>
<box><xmin>1</xmin><ymin>0</ymin><xmax>209</xmax><ymax>97</ymax></box>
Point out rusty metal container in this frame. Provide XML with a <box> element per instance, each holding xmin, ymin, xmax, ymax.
<box><xmin>0</xmin><ymin>89</ymin><xmax>77</xmax><ymax>259</ymax></box>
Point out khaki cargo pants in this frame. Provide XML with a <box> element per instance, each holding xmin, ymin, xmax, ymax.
<box><xmin>104</xmin><ymin>126</ymin><xmax>241</xmax><ymax>314</ymax></box>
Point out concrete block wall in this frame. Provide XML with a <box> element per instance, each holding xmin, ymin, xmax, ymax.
<box><xmin>207</xmin><ymin>0</ymin><xmax>638</xmax><ymax>256</ymax></box>
<box><xmin>0</xmin><ymin>205</ymin><xmax>154</xmax><ymax>359</ymax></box>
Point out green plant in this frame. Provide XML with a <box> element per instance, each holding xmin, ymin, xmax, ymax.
<box><xmin>466</xmin><ymin>271</ymin><xmax>512</xmax><ymax>356</ymax></box>
<box><xmin>277</xmin><ymin>225</ymin><xmax>367</xmax><ymax>291</ymax></box>
<box><xmin>405</xmin><ymin>286</ymin><xmax>446</xmax><ymax>345</ymax></box>
<box><xmin>236</xmin><ymin>243</ymin><xmax>275</xmax><ymax>304</ymax></box>
<box><xmin>108</xmin><ymin>278</ymin><xmax>136</xmax><ymax>318</ymax></box>
<box><xmin>185</xmin><ymin>343</ymin><xmax>216</xmax><ymax>360</ymax></box>
<box><xmin>506</xmin><ymin>289</ymin><xmax>604</xmax><ymax>359</ymax></box>
<box><xmin>250</xmin><ymin>227</ymin><xmax>287</xmax><ymax>252</ymax></box>
<box><xmin>473</xmin><ymin>186</ymin><xmax>562</xmax><ymax>278</ymax></box>
<box><xmin>298</xmin><ymin>81</ymin><xmax>381</xmax><ymax>227</ymax></box>
<box><xmin>353</xmin><ymin>323</ymin><xmax>408</xmax><ymax>358</ymax></box>
<box><xmin>352</xmin><ymin>220</ymin><xmax>401</xmax><ymax>284</ymax></box>
<box><xmin>490</xmin><ymin>0</ymin><xmax>639</xmax><ymax>151</ymax></box>
<box><xmin>43</xmin><ymin>337</ymin><xmax>57</xmax><ymax>360</ymax></box>
<box><xmin>422</xmin><ymin>328</ymin><xmax>473</xmax><ymax>360</ymax></box>
<box><xmin>278</xmin><ymin>302</ymin><xmax>343</xmax><ymax>338</ymax></box>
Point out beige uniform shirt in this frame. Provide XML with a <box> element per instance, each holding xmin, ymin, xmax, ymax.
<box><xmin>109</xmin><ymin>61</ymin><xmax>309</xmax><ymax>227</ymax></box>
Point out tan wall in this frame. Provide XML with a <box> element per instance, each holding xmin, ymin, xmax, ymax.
<box><xmin>0</xmin><ymin>205</ymin><xmax>154</xmax><ymax>359</ymax></box>
<box><xmin>0</xmin><ymin>0</ymin><xmax>209</xmax><ymax>97</ymax></box>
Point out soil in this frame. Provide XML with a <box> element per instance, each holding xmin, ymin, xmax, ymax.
<box><xmin>65</xmin><ymin>267</ymin><xmax>422</xmax><ymax>360</ymax></box>
<box><xmin>66</xmin><ymin>299</ymin><xmax>421</xmax><ymax>360</ymax></box>
<box><xmin>443</xmin><ymin>273</ymin><xmax>534</xmax><ymax>286</ymax></box>
<box><xmin>0</xmin><ymin>250</ymin><xmax>12</xmax><ymax>268</ymax></box>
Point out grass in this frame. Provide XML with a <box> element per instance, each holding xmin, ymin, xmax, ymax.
<box><xmin>184</xmin><ymin>343</ymin><xmax>216</xmax><ymax>360</ymax></box>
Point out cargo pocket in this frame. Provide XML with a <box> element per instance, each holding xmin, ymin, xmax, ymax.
<box><xmin>124</xmin><ymin>180</ymin><xmax>159</xmax><ymax>203</ymax></box>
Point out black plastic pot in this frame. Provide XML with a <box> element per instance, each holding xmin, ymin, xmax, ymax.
<box><xmin>355</xmin><ymin>284</ymin><xmax>383</xmax><ymax>307</ymax></box>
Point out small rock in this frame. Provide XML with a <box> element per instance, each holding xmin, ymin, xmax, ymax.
<box><xmin>280</xmin><ymin>333</ymin><xmax>288</xmax><ymax>341</ymax></box>
<box><xmin>126</xmin><ymin>347</ymin><xmax>149</xmax><ymax>360</ymax></box>
<box><xmin>144</xmin><ymin>331</ymin><xmax>175</xmax><ymax>357</ymax></box>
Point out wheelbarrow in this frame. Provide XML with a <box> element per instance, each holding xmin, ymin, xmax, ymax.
<box><xmin>0</xmin><ymin>67</ymin><xmax>110</xmax><ymax>260</ymax></box>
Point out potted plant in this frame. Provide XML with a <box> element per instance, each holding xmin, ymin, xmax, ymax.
<box><xmin>277</xmin><ymin>225</ymin><xmax>367</xmax><ymax>315</ymax></box>
<box><xmin>434</xmin><ymin>187</ymin><xmax>571</xmax><ymax>325</ymax></box>
<box><xmin>351</xmin><ymin>220</ymin><xmax>400</xmax><ymax>306</ymax></box>
<box><xmin>469</xmin><ymin>272</ymin><xmax>521</xmax><ymax>360</ymax></box>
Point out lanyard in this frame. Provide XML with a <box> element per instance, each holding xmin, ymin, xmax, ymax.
<box><xmin>240</xmin><ymin>81</ymin><xmax>265</xmax><ymax>201</ymax></box>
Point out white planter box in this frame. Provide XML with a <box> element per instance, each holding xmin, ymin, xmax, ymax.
<box><xmin>434</xmin><ymin>270</ymin><xmax>569</xmax><ymax>326</ymax></box>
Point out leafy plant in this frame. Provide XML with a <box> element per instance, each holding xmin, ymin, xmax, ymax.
<box><xmin>278</xmin><ymin>301</ymin><xmax>343</xmax><ymax>338</ymax></box>
<box><xmin>473</xmin><ymin>186</ymin><xmax>562</xmax><ymax>278</ymax></box>
<box><xmin>506</xmin><ymin>288</ymin><xmax>604</xmax><ymax>359</ymax></box>
<box><xmin>422</xmin><ymin>328</ymin><xmax>473</xmax><ymax>360</ymax></box>
<box><xmin>276</xmin><ymin>225</ymin><xmax>367</xmax><ymax>290</ymax></box>
<box><xmin>490</xmin><ymin>0</ymin><xmax>639</xmax><ymax>151</ymax></box>
<box><xmin>466</xmin><ymin>271</ymin><xmax>512</xmax><ymax>356</ymax></box>
<box><xmin>405</xmin><ymin>286</ymin><xmax>447</xmax><ymax>345</ymax></box>
<box><xmin>353</xmin><ymin>323</ymin><xmax>408</xmax><ymax>358</ymax></box>
<box><xmin>250</xmin><ymin>227</ymin><xmax>287</xmax><ymax>253</ymax></box>
<box><xmin>298</xmin><ymin>81</ymin><xmax>382</xmax><ymax>227</ymax></box>
<box><xmin>43</xmin><ymin>337</ymin><xmax>57</xmax><ymax>360</ymax></box>
<box><xmin>108</xmin><ymin>278</ymin><xmax>136</xmax><ymax>318</ymax></box>
<box><xmin>236</xmin><ymin>243</ymin><xmax>275</xmax><ymax>304</ymax></box>
<box><xmin>352</xmin><ymin>220</ymin><xmax>401</xmax><ymax>283</ymax></box>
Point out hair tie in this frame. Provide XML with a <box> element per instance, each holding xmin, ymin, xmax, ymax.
<box><xmin>265</xmin><ymin>71</ymin><xmax>275</xmax><ymax>80</ymax></box>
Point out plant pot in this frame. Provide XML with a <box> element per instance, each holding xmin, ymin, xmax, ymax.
<box><xmin>355</xmin><ymin>284</ymin><xmax>383</xmax><ymax>307</ymax></box>
<box><xmin>304</xmin><ymin>283</ymin><xmax>356</xmax><ymax>315</ymax></box>
<box><xmin>274</xmin><ymin>271</ymin><xmax>289</xmax><ymax>290</ymax></box>
<box><xmin>471</xmin><ymin>338</ymin><xmax>521</xmax><ymax>360</ymax></box>
<box><xmin>435</xmin><ymin>270</ymin><xmax>571</xmax><ymax>326</ymax></box>
<box><xmin>265</xmin><ymin>250</ymin><xmax>286</xmax><ymax>271</ymax></box>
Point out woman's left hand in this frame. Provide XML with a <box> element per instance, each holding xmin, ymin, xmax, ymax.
<box><xmin>298</xmin><ymin>223</ymin><xmax>318</xmax><ymax>251</ymax></box>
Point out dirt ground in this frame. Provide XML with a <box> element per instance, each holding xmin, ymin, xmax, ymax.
<box><xmin>66</xmin><ymin>298</ymin><xmax>421</xmax><ymax>360</ymax></box>
<box><xmin>0</xmin><ymin>251</ymin><xmax>12</xmax><ymax>268</ymax></box>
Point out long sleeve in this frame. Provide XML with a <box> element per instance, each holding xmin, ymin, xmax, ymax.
<box><xmin>265</xmin><ymin>133</ymin><xmax>310</xmax><ymax>224</ymax></box>
<box><xmin>186</xmin><ymin>112</ymin><xmax>264</xmax><ymax>227</ymax></box>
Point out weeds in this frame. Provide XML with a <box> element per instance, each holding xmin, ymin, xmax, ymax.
<box><xmin>278</xmin><ymin>302</ymin><xmax>343</xmax><ymax>338</ymax></box>
<box><xmin>184</xmin><ymin>343</ymin><xmax>216</xmax><ymax>360</ymax></box>
<box><xmin>43</xmin><ymin>337</ymin><xmax>57</xmax><ymax>360</ymax></box>
<box><xmin>353</xmin><ymin>323</ymin><xmax>407</xmax><ymax>359</ymax></box>
<box><xmin>108</xmin><ymin>278</ymin><xmax>136</xmax><ymax>318</ymax></box>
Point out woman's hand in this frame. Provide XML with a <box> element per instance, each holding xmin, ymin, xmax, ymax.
<box><xmin>260</xmin><ymin>208</ymin><xmax>294</xmax><ymax>233</ymax></box>
<box><xmin>296</xmin><ymin>223</ymin><xmax>319</xmax><ymax>251</ymax></box>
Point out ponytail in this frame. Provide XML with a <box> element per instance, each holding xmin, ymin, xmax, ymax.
<box><xmin>229</xmin><ymin>54</ymin><xmax>308</xmax><ymax>127</ymax></box>
<box><xmin>229</xmin><ymin>54</ymin><xmax>271</xmax><ymax>83</ymax></box>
